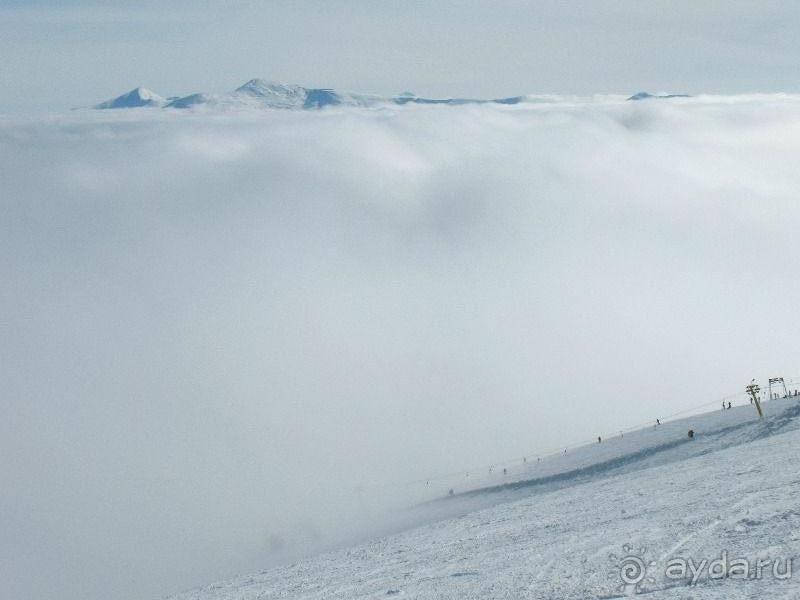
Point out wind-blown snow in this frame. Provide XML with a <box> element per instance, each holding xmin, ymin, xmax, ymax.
<box><xmin>2</xmin><ymin>95</ymin><xmax>800</xmax><ymax>600</ymax></box>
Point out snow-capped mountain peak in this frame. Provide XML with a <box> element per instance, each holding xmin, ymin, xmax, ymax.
<box><xmin>233</xmin><ymin>79</ymin><xmax>309</xmax><ymax>107</ymax></box>
<box><xmin>235</xmin><ymin>79</ymin><xmax>303</xmax><ymax>96</ymax></box>
<box><xmin>94</xmin><ymin>87</ymin><xmax>165</xmax><ymax>109</ymax></box>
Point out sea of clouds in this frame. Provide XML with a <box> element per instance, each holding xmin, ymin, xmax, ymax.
<box><xmin>2</xmin><ymin>96</ymin><xmax>800</xmax><ymax>600</ymax></box>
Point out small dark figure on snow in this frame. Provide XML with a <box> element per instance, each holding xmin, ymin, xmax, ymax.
<box><xmin>688</xmin><ymin>429</ymin><xmax>694</xmax><ymax>439</ymax></box>
<box><xmin>728</xmin><ymin>401</ymin><xmax>732</xmax><ymax>409</ymax></box>
<box><xmin>656</xmin><ymin>419</ymin><xmax>660</xmax><ymax>425</ymax></box>
<box><xmin>598</xmin><ymin>436</ymin><xmax>602</xmax><ymax>444</ymax></box>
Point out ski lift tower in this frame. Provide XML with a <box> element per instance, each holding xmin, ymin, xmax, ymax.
<box><xmin>768</xmin><ymin>377</ymin><xmax>789</xmax><ymax>400</ymax></box>
<box><xmin>746</xmin><ymin>380</ymin><xmax>763</xmax><ymax>418</ymax></box>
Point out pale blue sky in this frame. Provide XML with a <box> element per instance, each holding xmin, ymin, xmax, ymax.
<box><xmin>1</xmin><ymin>1</ymin><xmax>799</xmax><ymax>110</ymax></box>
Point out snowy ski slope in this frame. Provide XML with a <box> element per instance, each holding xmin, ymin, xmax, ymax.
<box><xmin>169</xmin><ymin>394</ymin><xmax>800</xmax><ymax>599</ymax></box>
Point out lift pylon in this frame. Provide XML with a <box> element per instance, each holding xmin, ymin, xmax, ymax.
<box><xmin>768</xmin><ymin>377</ymin><xmax>789</xmax><ymax>400</ymax></box>
<box><xmin>746</xmin><ymin>380</ymin><xmax>763</xmax><ymax>419</ymax></box>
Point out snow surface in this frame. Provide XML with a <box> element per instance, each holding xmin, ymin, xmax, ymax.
<box><xmin>169</xmin><ymin>395</ymin><xmax>800</xmax><ymax>599</ymax></box>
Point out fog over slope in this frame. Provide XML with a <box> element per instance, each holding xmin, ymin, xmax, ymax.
<box><xmin>1</xmin><ymin>96</ymin><xmax>799</xmax><ymax>600</ymax></box>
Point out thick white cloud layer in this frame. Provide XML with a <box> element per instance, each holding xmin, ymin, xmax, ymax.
<box><xmin>2</xmin><ymin>97</ymin><xmax>800</xmax><ymax>600</ymax></box>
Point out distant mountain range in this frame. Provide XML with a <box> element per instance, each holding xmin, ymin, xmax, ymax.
<box><xmin>94</xmin><ymin>80</ymin><xmax>690</xmax><ymax>110</ymax></box>
<box><xmin>626</xmin><ymin>91</ymin><xmax>691</xmax><ymax>101</ymax></box>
